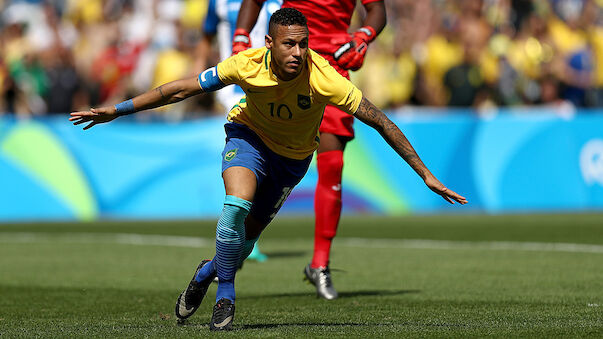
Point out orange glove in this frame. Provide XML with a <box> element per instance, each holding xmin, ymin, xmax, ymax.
<box><xmin>333</xmin><ymin>26</ymin><xmax>377</xmax><ymax>71</ymax></box>
<box><xmin>232</xmin><ymin>28</ymin><xmax>251</xmax><ymax>55</ymax></box>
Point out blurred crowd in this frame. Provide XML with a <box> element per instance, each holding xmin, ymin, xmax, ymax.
<box><xmin>358</xmin><ymin>0</ymin><xmax>603</xmax><ymax>110</ymax></box>
<box><xmin>1</xmin><ymin>0</ymin><xmax>603</xmax><ymax>118</ymax></box>
<box><xmin>0</xmin><ymin>0</ymin><xmax>212</xmax><ymax>119</ymax></box>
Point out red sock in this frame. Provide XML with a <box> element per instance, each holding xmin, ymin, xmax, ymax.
<box><xmin>311</xmin><ymin>150</ymin><xmax>344</xmax><ymax>269</ymax></box>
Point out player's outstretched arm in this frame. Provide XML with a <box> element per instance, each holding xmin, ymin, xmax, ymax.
<box><xmin>69</xmin><ymin>76</ymin><xmax>203</xmax><ymax>130</ymax></box>
<box><xmin>354</xmin><ymin>97</ymin><xmax>468</xmax><ymax>205</ymax></box>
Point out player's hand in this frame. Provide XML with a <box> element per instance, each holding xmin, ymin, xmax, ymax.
<box><xmin>232</xmin><ymin>28</ymin><xmax>251</xmax><ymax>55</ymax></box>
<box><xmin>69</xmin><ymin>106</ymin><xmax>118</xmax><ymax>130</ymax></box>
<box><xmin>424</xmin><ymin>175</ymin><xmax>468</xmax><ymax>205</ymax></box>
<box><xmin>333</xmin><ymin>26</ymin><xmax>377</xmax><ymax>71</ymax></box>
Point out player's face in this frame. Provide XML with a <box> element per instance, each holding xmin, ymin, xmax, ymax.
<box><xmin>266</xmin><ymin>24</ymin><xmax>309</xmax><ymax>81</ymax></box>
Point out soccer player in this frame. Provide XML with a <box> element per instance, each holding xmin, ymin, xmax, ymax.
<box><xmin>70</xmin><ymin>8</ymin><xmax>467</xmax><ymax>331</ymax></box>
<box><xmin>234</xmin><ymin>0</ymin><xmax>386</xmax><ymax>299</ymax></box>
<box><xmin>193</xmin><ymin>0</ymin><xmax>282</xmax><ymax>263</ymax></box>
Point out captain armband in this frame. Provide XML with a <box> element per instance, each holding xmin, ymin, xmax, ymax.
<box><xmin>197</xmin><ymin>67</ymin><xmax>226</xmax><ymax>92</ymax></box>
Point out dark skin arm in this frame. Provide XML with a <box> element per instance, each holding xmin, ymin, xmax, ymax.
<box><xmin>192</xmin><ymin>33</ymin><xmax>215</xmax><ymax>76</ymax></box>
<box><xmin>236</xmin><ymin>0</ymin><xmax>263</xmax><ymax>32</ymax></box>
<box><xmin>354</xmin><ymin>97</ymin><xmax>467</xmax><ymax>205</ymax></box>
<box><xmin>69</xmin><ymin>76</ymin><xmax>203</xmax><ymax>130</ymax></box>
<box><xmin>362</xmin><ymin>1</ymin><xmax>386</xmax><ymax>34</ymax></box>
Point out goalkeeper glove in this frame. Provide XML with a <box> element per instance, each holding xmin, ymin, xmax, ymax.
<box><xmin>333</xmin><ymin>26</ymin><xmax>377</xmax><ymax>71</ymax></box>
<box><xmin>232</xmin><ymin>28</ymin><xmax>252</xmax><ymax>55</ymax></box>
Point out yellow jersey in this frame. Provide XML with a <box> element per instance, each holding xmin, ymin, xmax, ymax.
<box><xmin>216</xmin><ymin>47</ymin><xmax>363</xmax><ymax>160</ymax></box>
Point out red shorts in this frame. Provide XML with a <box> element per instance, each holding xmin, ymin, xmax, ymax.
<box><xmin>318</xmin><ymin>53</ymin><xmax>355</xmax><ymax>139</ymax></box>
<box><xmin>319</xmin><ymin>105</ymin><xmax>355</xmax><ymax>138</ymax></box>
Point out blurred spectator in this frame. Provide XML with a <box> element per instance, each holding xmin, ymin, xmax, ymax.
<box><xmin>43</xmin><ymin>49</ymin><xmax>82</xmax><ymax>114</ymax></box>
<box><xmin>442</xmin><ymin>0</ymin><xmax>497</xmax><ymax>107</ymax></box>
<box><xmin>2</xmin><ymin>0</ymin><xmax>603</xmax><ymax>117</ymax></box>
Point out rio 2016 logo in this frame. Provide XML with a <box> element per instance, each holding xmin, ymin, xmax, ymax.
<box><xmin>580</xmin><ymin>139</ymin><xmax>603</xmax><ymax>186</ymax></box>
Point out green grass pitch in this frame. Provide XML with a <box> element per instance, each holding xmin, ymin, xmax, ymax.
<box><xmin>0</xmin><ymin>213</ymin><xmax>602</xmax><ymax>338</ymax></box>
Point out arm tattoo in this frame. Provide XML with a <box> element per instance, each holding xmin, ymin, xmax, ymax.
<box><xmin>156</xmin><ymin>85</ymin><xmax>167</xmax><ymax>99</ymax></box>
<box><xmin>355</xmin><ymin>97</ymin><xmax>429</xmax><ymax>179</ymax></box>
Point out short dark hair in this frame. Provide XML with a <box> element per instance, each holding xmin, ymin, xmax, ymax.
<box><xmin>268</xmin><ymin>8</ymin><xmax>307</xmax><ymax>36</ymax></box>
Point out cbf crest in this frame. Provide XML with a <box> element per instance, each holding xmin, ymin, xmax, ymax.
<box><xmin>224</xmin><ymin>148</ymin><xmax>238</xmax><ymax>161</ymax></box>
<box><xmin>297</xmin><ymin>94</ymin><xmax>311</xmax><ymax>109</ymax></box>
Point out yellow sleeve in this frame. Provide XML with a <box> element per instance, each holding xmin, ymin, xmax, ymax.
<box><xmin>216</xmin><ymin>54</ymin><xmax>241</xmax><ymax>86</ymax></box>
<box><xmin>311</xmin><ymin>55</ymin><xmax>363</xmax><ymax>115</ymax></box>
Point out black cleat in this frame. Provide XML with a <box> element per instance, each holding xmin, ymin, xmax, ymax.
<box><xmin>304</xmin><ymin>264</ymin><xmax>338</xmax><ymax>300</ymax></box>
<box><xmin>210</xmin><ymin>298</ymin><xmax>235</xmax><ymax>331</ymax></box>
<box><xmin>175</xmin><ymin>260</ymin><xmax>215</xmax><ymax>320</ymax></box>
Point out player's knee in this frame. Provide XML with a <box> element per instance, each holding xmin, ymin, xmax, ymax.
<box><xmin>217</xmin><ymin>195</ymin><xmax>253</xmax><ymax>233</ymax></box>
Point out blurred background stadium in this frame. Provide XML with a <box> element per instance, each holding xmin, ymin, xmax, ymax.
<box><xmin>1</xmin><ymin>0</ymin><xmax>602</xmax><ymax>220</ymax></box>
<box><xmin>1</xmin><ymin>1</ymin><xmax>602</xmax><ymax>337</ymax></box>
<box><xmin>3</xmin><ymin>0</ymin><xmax>603</xmax><ymax>113</ymax></box>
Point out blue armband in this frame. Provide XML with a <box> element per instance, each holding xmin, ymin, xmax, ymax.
<box><xmin>114</xmin><ymin>99</ymin><xmax>135</xmax><ymax>116</ymax></box>
<box><xmin>198</xmin><ymin>66</ymin><xmax>226</xmax><ymax>92</ymax></box>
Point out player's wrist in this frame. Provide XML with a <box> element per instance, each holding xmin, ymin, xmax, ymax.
<box><xmin>233</xmin><ymin>28</ymin><xmax>251</xmax><ymax>47</ymax></box>
<box><xmin>114</xmin><ymin>99</ymin><xmax>135</xmax><ymax>116</ymax></box>
<box><xmin>354</xmin><ymin>26</ymin><xmax>377</xmax><ymax>44</ymax></box>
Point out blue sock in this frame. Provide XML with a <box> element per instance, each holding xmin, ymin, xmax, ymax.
<box><xmin>237</xmin><ymin>237</ymin><xmax>260</xmax><ymax>267</ymax></box>
<box><xmin>194</xmin><ymin>237</ymin><xmax>259</xmax><ymax>283</ymax></box>
<box><xmin>194</xmin><ymin>257</ymin><xmax>216</xmax><ymax>283</ymax></box>
<box><xmin>215</xmin><ymin>195</ymin><xmax>252</xmax><ymax>303</ymax></box>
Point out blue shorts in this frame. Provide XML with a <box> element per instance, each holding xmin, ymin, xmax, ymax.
<box><xmin>221</xmin><ymin>123</ymin><xmax>312</xmax><ymax>225</ymax></box>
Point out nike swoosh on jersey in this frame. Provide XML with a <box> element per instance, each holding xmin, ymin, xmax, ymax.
<box><xmin>213</xmin><ymin>316</ymin><xmax>233</xmax><ymax>328</ymax></box>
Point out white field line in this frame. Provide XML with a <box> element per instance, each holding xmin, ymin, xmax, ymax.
<box><xmin>342</xmin><ymin>238</ymin><xmax>603</xmax><ymax>254</ymax></box>
<box><xmin>0</xmin><ymin>232</ymin><xmax>214</xmax><ymax>248</ymax></box>
<box><xmin>1</xmin><ymin>232</ymin><xmax>603</xmax><ymax>254</ymax></box>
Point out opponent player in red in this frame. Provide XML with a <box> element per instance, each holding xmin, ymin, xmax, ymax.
<box><xmin>234</xmin><ymin>0</ymin><xmax>386</xmax><ymax>300</ymax></box>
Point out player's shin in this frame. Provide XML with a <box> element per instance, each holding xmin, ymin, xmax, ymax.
<box><xmin>215</xmin><ymin>195</ymin><xmax>252</xmax><ymax>303</ymax></box>
<box><xmin>237</xmin><ymin>236</ymin><xmax>260</xmax><ymax>266</ymax></box>
<box><xmin>312</xmin><ymin>150</ymin><xmax>344</xmax><ymax>268</ymax></box>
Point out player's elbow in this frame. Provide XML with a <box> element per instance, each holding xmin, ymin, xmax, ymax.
<box><xmin>169</xmin><ymin>80</ymin><xmax>201</xmax><ymax>102</ymax></box>
<box><xmin>372</xmin><ymin>121</ymin><xmax>386</xmax><ymax>135</ymax></box>
<box><xmin>357</xmin><ymin>114</ymin><xmax>382</xmax><ymax>132</ymax></box>
<box><xmin>169</xmin><ymin>89</ymin><xmax>195</xmax><ymax>103</ymax></box>
<box><xmin>170</xmin><ymin>92</ymin><xmax>188</xmax><ymax>102</ymax></box>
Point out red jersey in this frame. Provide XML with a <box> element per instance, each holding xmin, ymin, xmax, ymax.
<box><xmin>281</xmin><ymin>0</ymin><xmax>380</xmax><ymax>55</ymax></box>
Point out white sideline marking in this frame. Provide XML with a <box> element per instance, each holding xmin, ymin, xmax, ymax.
<box><xmin>342</xmin><ymin>238</ymin><xmax>603</xmax><ymax>254</ymax></box>
<box><xmin>1</xmin><ymin>232</ymin><xmax>603</xmax><ymax>254</ymax></box>
<box><xmin>0</xmin><ymin>232</ymin><xmax>213</xmax><ymax>248</ymax></box>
